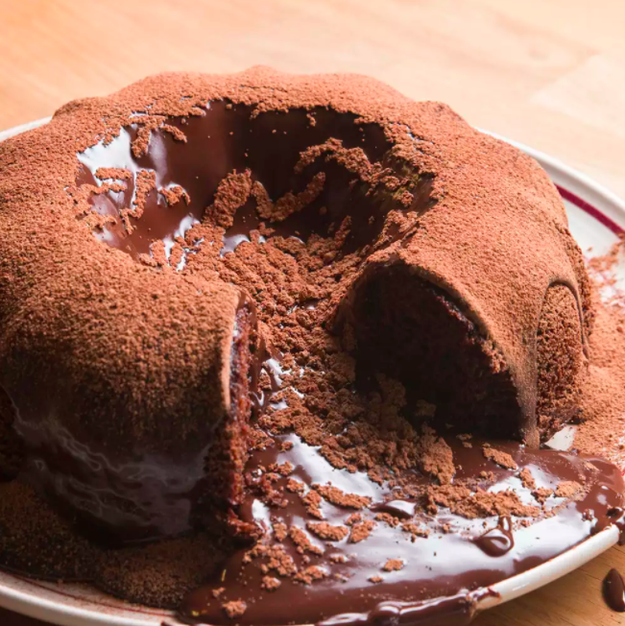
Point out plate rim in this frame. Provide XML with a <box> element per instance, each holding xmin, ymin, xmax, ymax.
<box><xmin>0</xmin><ymin>118</ymin><xmax>624</xmax><ymax>626</ymax></box>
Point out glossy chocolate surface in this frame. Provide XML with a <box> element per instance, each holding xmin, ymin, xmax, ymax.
<box><xmin>178</xmin><ymin>436</ymin><xmax>625</xmax><ymax>626</ymax></box>
<box><xmin>77</xmin><ymin>101</ymin><xmax>431</xmax><ymax>264</ymax></box>
<box><xmin>604</xmin><ymin>568</ymin><xmax>625</xmax><ymax>612</ymax></box>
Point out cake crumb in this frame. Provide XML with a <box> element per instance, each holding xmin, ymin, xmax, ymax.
<box><xmin>349</xmin><ymin>520</ymin><xmax>375</xmax><ymax>543</ymax></box>
<box><xmin>269</xmin><ymin>461</ymin><xmax>294</xmax><ymax>476</ymax></box>
<box><xmin>286</xmin><ymin>478</ymin><xmax>305</xmax><ymax>494</ymax></box>
<box><xmin>302</xmin><ymin>490</ymin><xmax>324</xmax><ymax>519</ymax></box>
<box><xmin>289</xmin><ymin>526</ymin><xmax>323</xmax><ymax>555</ymax></box>
<box><xmin>483</xmin><ymin>446</ymin><xmax>518</xmax><ymax>470</ymax></box>
<box><xmin>261</xmin><ymin>576</ymin><xmax>281</xmax><ymax>591</ymax></box>
<box><xmin>222</xmin><ymin>600</ymin><xmax>247</xmax><ymax>618</ymax></box>
<box><xmin>382</xmin><ymin>559</ymin><xmax>404</xmax><ymax>572</ymax></box>
<box><xmin>329</xmin><ymin>554</ymin><xmax>348</xmax><ymax>564</ymax></box>
<box><xmin>375</xmin><ymin>512</ymin><xmax>400</xmax><ymax>527</ymax></box>
<box><xmin>519</xmin><ymin>468</ymin><xmax>536</xmax><ymax>490</ymax></box>
<box><xmin>345</xmin><ymin>513</ymin><xmax>362</xmax><ymax>526</ymax></box>
<box><xmin>416</xmin><ymin>425</ymin><xmax>455</xmax><ymax>484</ymax></box>
<box><xmin>273</xmin><ymin>522</ymin><xmax>287</xmax><ymax>541</ymax></box>
<box><xmin>313</xmin><ymin>484</ymin><xmax>371</xmax><ymax>509</ymax></box>
<box><xmin>294</xmin><ymin>566</ymin><xmax>328</xmax><ymax>585</ymax></box>
<box><xmin>402</xmin><ymin>522</ymin><xmax>430</xmax><ymax>539</ymax></box>
<box><xmin>306</xmin><ymin>521</ymin><xmax>349</xmax><ymax>542</ymax></box>
<box><xmin>555</xmin><ymin>481</ymin><xmax>583</xmax><ymax>499</ymax></box>
<box><xmin>532</xmin><ymin>487</ymin><xmax>553</xmax><ymax>504</ymax></box>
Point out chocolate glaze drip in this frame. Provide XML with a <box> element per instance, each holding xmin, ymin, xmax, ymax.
<box><xmin>473</xmin><ymin>516</ymin><xmax>514</xmax><ymax>557</ymax></box>
<box><xmin>178</xmin><ymin>437</ymin><xmax>625</xmax><ymax>626</ymax></box>
<box><xmin>603</xmin><ymin>569</ymin><xmax>625</xmax><ymax>612</ymax></box>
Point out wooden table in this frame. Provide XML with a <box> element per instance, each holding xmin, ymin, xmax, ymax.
<box><xmin>0</xmin><ymin>1</ymin><xmax>624</xmax><ymax>624</ymax></box>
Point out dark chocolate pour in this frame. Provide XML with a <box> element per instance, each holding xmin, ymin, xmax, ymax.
<box><xmin>603</xmin><ymin>568</ymin><xmax>625</xmax><ymax>612</ymax></box>
<box><xmin>177</xmin><ymin>438</ymin><xmax>625</xmax><ymax>626</ymax></box>
<box><xmin>77</xmin><ymin>102</ymin><xmax>432</xmax><ymax>264</ymax></box>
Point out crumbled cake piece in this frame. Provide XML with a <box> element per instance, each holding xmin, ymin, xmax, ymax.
<box><xmin>222</xmin><ymin>600</ymin><xmax>247</xmax><ymax>619</ymax></box>
<box><xmin>306</xmin><ymin>522</ymin><xmax>349</xmax><ymax>542</ymax></box>
<box><xmin>483</xmin><ymin>446</ymin><xmax>518</xmax><ymax>471</ymax></box>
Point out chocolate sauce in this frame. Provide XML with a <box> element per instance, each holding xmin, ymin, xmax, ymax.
<box><xmin>473</xmin><ymin>516</ymin><xmax>514</xmax><ymax>557</ymax></box>
<box><xmin>371</xmin><ymin>500</ymin><xmax>416</xmax><ymax>519</ymax></box>
<box><xmin>77</xmin><ymin>102</ymin><xmax>432</xmax><ymax>264</ymax></box>
<box><xmin>178</xmin><ymin>436</ymin><xmax>625</xmax><ymax>626</ymax></box>
<box><xmin>316</xmin><ymin>590</ymin><xmax>490</xmax><ymax>626</ymax></box>
<box><xmin>603</xmin><ymin>569</ymin><xmax>625</xmax><ymax>612</ymax></box>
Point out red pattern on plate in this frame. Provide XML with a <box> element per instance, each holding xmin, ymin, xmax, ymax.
<box><xmin>557</xmin><ymin>185</ymin><xmax>624</xmax><ymax>235</ymax></box>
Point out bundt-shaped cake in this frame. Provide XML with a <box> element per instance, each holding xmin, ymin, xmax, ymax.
<box><xmin>0</xmin><ymin>69</ymin><xmax>604</xmax><ymax>620</ymax></box>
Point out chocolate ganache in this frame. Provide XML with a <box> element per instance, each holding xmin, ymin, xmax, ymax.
<box><xmin>0</xmin><ymin>68</ymin><xmax>621</xmax><ymax>625</ymax></box>
<box><xmin>178</xmin><ymin>438</ymin><xmax>625</xmax><ymax>625</ymax></box>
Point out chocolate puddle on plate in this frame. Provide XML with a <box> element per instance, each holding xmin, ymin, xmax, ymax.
<box><xmin>171</xmin><ymin>433</ymin><xmax>625</xmax><ymax>626</ymax></box>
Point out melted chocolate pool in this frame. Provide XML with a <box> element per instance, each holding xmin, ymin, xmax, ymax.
<box><xmin>77</xmin><ymin>101</ymin><xmax>433</xmax><ymax>264</ymax></box>
<box><xmin>176</xmin><ymin>437</ymin><xmax>625</xmax><ymax>626</ymax></box>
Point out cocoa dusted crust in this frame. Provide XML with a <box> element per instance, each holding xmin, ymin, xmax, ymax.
<box><xmin>0</xmin><ymin>68</ymin><xmax>599</xmax><ymax>614</ymax></box>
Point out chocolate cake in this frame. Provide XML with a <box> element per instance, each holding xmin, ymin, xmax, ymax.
<box><xmin>0</xmin><ymin>68</ymin><xmax>622</xmax><ymax>626</ymax></box>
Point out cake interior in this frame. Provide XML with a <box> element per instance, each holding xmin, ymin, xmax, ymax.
<box><xmin>201</xmin><ymin>302</ymin><xmax>258</xmax><ymax>537</ymax></box>
<box><xmin>535</xmin><ymin>284</ymin><xmax>585</xmax><ymax>435</ymax></box>
<box><xmin>345</xmin><ymin>265</ymin><xmax>520</xmax><ymax>439</ymax></box>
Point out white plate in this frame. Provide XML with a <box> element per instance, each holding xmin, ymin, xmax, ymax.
<box><xmin>0</xmin><ymin>119</ymin><xmax>624</xmax><ymax>626</ymax></box>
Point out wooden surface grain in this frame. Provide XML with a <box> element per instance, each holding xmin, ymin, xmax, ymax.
<box><xmin>0</xmin><ymin>0</ymin><xmax>625</xmax><ymax>624</ymax></box>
